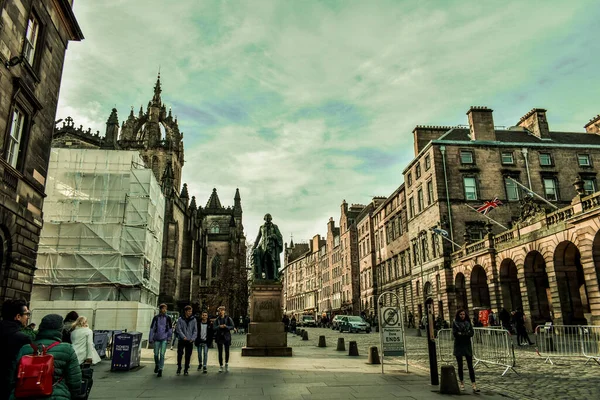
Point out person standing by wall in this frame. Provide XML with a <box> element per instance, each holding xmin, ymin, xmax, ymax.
<box><xmin>149</xmin><ymin>304</ymin><xmax>172</xmax><ymax>377</ymax></box>
<box><xmin>195</xmin><ymin>311</ymin><xmax>213</xmax><ymax>373</ymax></box>
<box><xmin>0</xmin><ymin>299</ymin><xmax>31</xmax><ymax>400</ymax></box>
<box><xmin>213</xmin><ymin>306</ymin><xmax>234</xmax><ymax>373</ymax></box>
<box><xmin>176</xmin><ymin>305</ymin><xmax>197</xmax><ymax>375</ymax></box>
<box><xmin>453</xmin><ymin>309</ymin><xmax>480</xmax><ymax>393</ymax></box>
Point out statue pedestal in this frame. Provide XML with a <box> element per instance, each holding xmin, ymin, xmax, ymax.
<box><xmin>242</xmin><ymin>281</ymin><xmax>292</xmax><ymax>357</ymax></box>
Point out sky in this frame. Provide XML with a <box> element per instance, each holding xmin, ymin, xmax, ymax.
<box><xmin>57</xmin><ymin>0</ymin><xmax>600</xmax><ymax>246</ymax></box>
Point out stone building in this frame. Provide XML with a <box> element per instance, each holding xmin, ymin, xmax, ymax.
<box><xmin>49</xmin><ymin>75</ymin><xmax>247</xmax><ymax>316</ymax></box>
<box><xmin>284</xmin><ymin>105</ymin><xmax>600</xmax><ymax>328</ymax></box>
<box><xmin>0</xmin><ymin>0</ymin><xmax>82</xmax><ymax>304</ymax></box>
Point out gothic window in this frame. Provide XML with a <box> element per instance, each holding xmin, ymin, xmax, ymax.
<box><xmin>210</xmin><ymin>223</ymin><xmax>220</xmax><ymax>234</ymax></box>
<box><xmin>211</xmin><ymin>255</ymin><xmax>221</xmax><ymax>278</ymax></box>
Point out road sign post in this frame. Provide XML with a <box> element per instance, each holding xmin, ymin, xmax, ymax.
<box><xmin>377</xmin><ymin>291</ymin><xmax>408</xmax><ymax>373</ymax></box>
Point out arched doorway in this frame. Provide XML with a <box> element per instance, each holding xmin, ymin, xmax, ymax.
<box><xmin>554</xmin><ymin>241</ymin><xmax>589</xmax><ymax>325</ymax></box>
<box><xmin>455</xmin><ymin>273</ymin><xmax>468</xmax><ymax>312</ymax></box>
<box><xmin>470</xmin><ymin>266</ymin><xmax>490</xmax><ymax>308</ymax></box>
<box><xmin>592</xmin><ymin>231</ymin><xmax>600</xmax><ymax>294</ymax></box>
<box><xmin>523</xmin><ymin>251</ymin><xmax>551</xmax><ymax>326</ymax></box>
<box><xmin>499</xmin><ymin>259</ymin><xmax>522</xmax><ymax>312</ymax></box>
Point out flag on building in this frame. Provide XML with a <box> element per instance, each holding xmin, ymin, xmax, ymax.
<box><xmin>476</xmin><ymin>197</ymin><xmax>503</xmax><ymax>215</ymax></box>
<box><xmin>431</xmin><ymin>227</ymin><xmax>449</xmax><ymax>237</ymax></box>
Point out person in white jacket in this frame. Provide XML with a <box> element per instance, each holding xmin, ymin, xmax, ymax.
<box><xmin>70</xmin><ymin>316</ymin><xmax>101</xmax><ymax>365</ymax></box>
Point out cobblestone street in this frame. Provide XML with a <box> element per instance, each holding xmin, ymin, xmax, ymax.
<box><xmin>228</xmin><ymin>327</ymin><xmax>600</xmax><ymax>400</ymax></box>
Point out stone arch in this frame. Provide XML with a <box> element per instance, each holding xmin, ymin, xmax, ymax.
<box><xmin>499</xmin><ymin>258</ymin><xmax>522</xmax><ymax>312</ymax></box>
<box><xmin>593</xmin><ymin>230</ymin><xmax>600</xmax><ymax>296</ymax></box>
<box><xmin>523</xmin><ymin>250</ymin><xmax>551</xmax><ymax>325</ymax></box>
<box><xmin>554</xmin><ymin>241</ymin><xmax>589</xmax><ymax>324</ymax></box>
<box><xmin>470</xmin><ymin>265</ymin><xmax>490</xmax><ymax>308</ymax></box>
<box><xmin>455</xmin><ymin>272</ymin><xmax>468</xmax><ymax>313</ymax></box>
<box><xmin>211</xmin><ymin>254</ymin><xmax>222</xmax><ymax>279</ymax></box>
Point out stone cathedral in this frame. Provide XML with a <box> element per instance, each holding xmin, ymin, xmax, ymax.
<box><xmin>51</xmin><ymin>75</ymin><xmax>247</xmax><ymax>316</ymax></box>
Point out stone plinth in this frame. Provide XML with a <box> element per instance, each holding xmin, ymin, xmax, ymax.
<box><xmin>242</xmin><ymin>282</ymin><xmax>292</xmax><ymax>357</ymax></box>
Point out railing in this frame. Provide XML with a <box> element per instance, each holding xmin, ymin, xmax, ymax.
<box><xmin>465</xmin><ymin>240</ymin><xmax>486</xmax><ymax>255</ymax></box>
<box><xmin>494</xmin><ymin>230</ymin><xmax>515</xmax><ymax>246</ymax></box>
<box><xmin>582</xmin><ymin>191</ymin><xmax>600</xmax><ymax>212</ymax></box>
<box><xmin>436</xmin><ymin>327</ymin><xmax>517</xmax><ymax>376</ymax></box>
<box><xmin>546</xmin><ymin>206</ymin><xmax>574</xmax><ymax>226</ymax></box>
<box><xmin>535</xmin><ymin>324</ymin><xmax>600</xmax><ymax>365</ymax></box>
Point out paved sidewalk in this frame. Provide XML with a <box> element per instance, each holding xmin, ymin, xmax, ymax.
<box><xmin>91</xmin><ymin>344</ymin><xmax>506</xmax><ymax>399</ymax></box>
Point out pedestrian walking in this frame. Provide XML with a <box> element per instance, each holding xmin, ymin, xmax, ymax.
<box><xmin>0</xmin><ymin>299</ymin><xmax>32</xmax><ymax>400</ymax></box>
<box><xmin>499</xmin><ymin>308</ymin><xmax>511</xmax><ymax>332</ymax></box>
<box><xmin>213</xmin><ymin>305</ymin><xmax>235</xmax><ymax>373</ymax></box>
<box><xmin>11</xmin><ymin>314</ymin><xmax>82</xmax><ymax>400</ymax></box>
<box><xmin>238</xmin><ymin>316</ymin><xmax>244</xmax><ymax>334</ymax></box>
<box><xmin>149</xmin><ymin>304</ymin><xmax>173</xmax><ymax>377</ymax></box>
<box><xmin>453</xmin><ymin>309</ymin><xmax>479</xmax><ymax>393</ymax></box>
<box><xmin>282</xmin><ymin>314</ymin><xmax>290</xmax><ymax>332</ymax></box>
<box><xmin>290</xmin><ymin>314</ymin><xmax>297</xmax><ymax>334</ymax></box>
<box><xmin>62</xmin><ymin>311</ymin><xmax>79</xmax><ymax>344</ymax></box>
<box><xmin>70</xmin><ymin>316</ymin><xmax>101</xmax><ymax>400</ymax></box>
<box><xmin>514</xmin><ymin>307</ymin><xmax>533</xmax><ymax>346</ymax></box>
<box><xmin>176</xmin><ymin>305</ymin><xmax>197</xmax><ymax>375</ymax></box>
<box><xmin>408</xmin><ymin>312</ymin><xmax>415</xmax><ymax>328</ymax></box>
<box><xmin>487</xmin><ymin>309</ymin><xmax>497</xmax><ymax>327</ymax></box>
<box><xmin>195</xmin><ymin>311</ymin><xmax>214</xmax><ymax>373</ymax></box>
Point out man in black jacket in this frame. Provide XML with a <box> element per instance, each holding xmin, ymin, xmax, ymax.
<box><xmin>0</xmin><ymin>299</ymin><xmax>32</xmax><ymax>400</ymax></box>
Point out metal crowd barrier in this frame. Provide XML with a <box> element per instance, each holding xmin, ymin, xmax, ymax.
<box><xmin>435</xmin><ymin>327</ymin><xmax>517</xmax><ymax>376</ymax></box>
<box><xmin>535</xmin><ymin>324</ymin><xmax>600</xmax><ymax>365</ymax></box>
<box><xmin>472</xmin><ymin>327</ymin><xmax>517</xmax><ymax>376</ymax></box>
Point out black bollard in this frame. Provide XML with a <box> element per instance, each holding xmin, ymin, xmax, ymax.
<box><xmin>302</xmin><ymin>330</ymin><xmax>309</xmax><ymax>341</ymax></box>
<box><xmin>367</xmin><ymin>346</ymin><xmax>380</xmax><ymax>364</ymax></box>
<box><xmin>336</xmin><ymin>337</ymin><xmax>345</xmax><ymax>351</ymax></box>
<box><xmin>318</xmin><ymin>335</ymin><xmax>326</xmax><ymax>347</ymax></box>
<box><xmin>439</xmin><ymin>365</ymin><xmax>460</xmax><ymax>394</ymax></box>
<box><xmin>348</xmin><ymin>341</ymin><xmax>359</xmax><ymax>356</ymax></box>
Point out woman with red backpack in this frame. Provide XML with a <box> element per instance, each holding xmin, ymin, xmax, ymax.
<box><xmin>10</xmin><ymin>314</ymin><xmax>82</xmax><ymax>400</ymax></box>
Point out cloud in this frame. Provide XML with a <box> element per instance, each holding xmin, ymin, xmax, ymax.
<box><xmin>58</xmin><ymin>0</ymin><xmax>600</xmax><ymax>243</ymax></box>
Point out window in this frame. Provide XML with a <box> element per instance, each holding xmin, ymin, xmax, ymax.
<box><xmin>578</xmin><ymin>154</ymin><xmax>591</xmax><ymax>167</ymax></box>
<box><xmin>407</xmin><ymin>173</ymin><xmax>412</xmax><ymax>187</ymax></box>
<box><xmin>505</xmin><ymin>177</ymin><xmax>519</xmax><ymax>201</ymax></box>
<box><xmin>463</xmin><ymin>177</ymin><xmax>478</xmax><ymax>200</ymax></box>
<box><xmin>409</xmin><ymin>197</ymin><xmax>415</xmax><ymax>219</ymax></box>
<box><xmin>427</xmin><ymin>180</ymin><xmax>434</xmax><ymax>205</ymax></box>
<box><xmin>460</xmin><ymin>150</ymin><xmax>474</xmax><ymax>164</ymax></box>
<box><xmin>210</xmin><ymin>223</ymin><xmax>220</xmax><ymax>233</ymax></box>
<box><xmin>583</xmin><ymin>178</ymin><xmax>596</xmax><ymax>195</ymax></box>
<box><xmin>543</xmin><ymin>178</ymin><xmax>558</xmax><ymax>201</ymax></box>
<box><xmin>6</xmin><ymin>108</ymin><xmax>25</xmax><ymax>168</ymax></box>
<box><xmin>425</xmin><ymin>154</ymin><xmax>431</xmax><ymax>170</ymax></box>
<box><xmin>415</xmin><ymin>162</ymin><xmax>421</xmax><ymax>179</ymax></box>
<box><xmin>417</xmin><ymin>188</ymin><xmax>424</xmax><ymax>212</ymax></box>
<box><xmin>501</xmin><ymin>152</ymin><xmax>514</xmax><ymax>164</ymax></box>
<box><xmin>539</xmin><ymin>153</ymin><xmax>552</xmax><ymax>166</ymax></box>
<box><xmin>24</xmin><ymin>13</ymin><xmax>40</xmax><ymax>65</ymax></box>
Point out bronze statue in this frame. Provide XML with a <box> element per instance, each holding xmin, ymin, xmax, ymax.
<box><xmin>252</xmin><ymin>213</ymin><xmax>283</xmax><ymax>280</ymax></box>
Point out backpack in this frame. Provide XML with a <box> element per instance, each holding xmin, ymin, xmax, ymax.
<box><xmin>15</xmin><ymin>342</ymin><xmax>61</xmax><ymax>398</ymax></box>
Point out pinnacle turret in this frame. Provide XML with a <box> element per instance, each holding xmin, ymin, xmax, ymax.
<box><xmin>152</xmin><ymin>73</ymin><xmax>162</xmax><ymax>106</ymax></box>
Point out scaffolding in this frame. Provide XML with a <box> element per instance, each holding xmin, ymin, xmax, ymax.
<box><xmin>34</xmin><ymin>149</ymin><xmax>165</xmax><ymax>304</ymax></box>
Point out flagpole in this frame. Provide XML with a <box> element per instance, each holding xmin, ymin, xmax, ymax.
<box><xmin>505</xmin><ymin>176</ymin><xmax>558</xmax><ymax>210</ymax></box>
<box><xmin>465</xmin><ymin>204</ymin><xmax>509</xmax><ymax>230</ymax></box>
<box><xmin>428</xmin><ymin>229</ymin><xmax>461</xmax><ymax>249</ymax></box>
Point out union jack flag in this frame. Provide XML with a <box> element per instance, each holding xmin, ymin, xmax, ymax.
<box><xmin>476</xmin><ymin>197</ymin><xmax>503</xmax><ymax>215</ymax></box>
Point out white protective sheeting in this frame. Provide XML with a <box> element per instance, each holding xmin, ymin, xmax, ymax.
<box><xmin>35</xmin><ymin>149</ymin><xmax>165</xmax><ymax>297</ymax></box>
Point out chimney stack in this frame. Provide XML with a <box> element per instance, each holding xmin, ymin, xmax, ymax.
<box><xmin>467</xmin><ymin>106</ymin><xmax>495</xmax><ymax>141</ymax></box>
<box><xmin>584</xmin><ymin>115</ymin><xmax>600</xmax><ymax>134</ymax></box>
<box><xmin>517</xmin><ymin>108</ymin><xmax>550</xmax><ymax>139</ymax></box>
<box><xmin>412</xmin><ymin>126</ymin><xmax>452</xmax><ymax>156</ymax></box>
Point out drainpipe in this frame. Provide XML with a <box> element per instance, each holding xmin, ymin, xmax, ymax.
<box><xmin>522</xmin><ymin>148</ymin><xmax>532</xmax><ymax>189</ymax></box>
<box><xmin>439</xmin><ymin>146</ymin><xmax>455</xmax><ymax>247</ymax></box>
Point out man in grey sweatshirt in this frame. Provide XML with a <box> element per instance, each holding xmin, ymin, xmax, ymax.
<box><xmin>176</xmin><ymin>305</ymin><xmax>197</xmax><ymax>375</ymax></box>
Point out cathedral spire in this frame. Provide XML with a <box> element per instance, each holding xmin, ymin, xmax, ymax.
<box><xmin>152</xmin><ymin>73</ymin><xmax>162</xmax><ymax>106</ymax></box>
<box><xmin>233</xmin><ymin>188</ymin><xmax>242</xmax><ymax>216</ymax></box>
<box><xmin>205</xmin><ymin>188</ymin><xmax>222</xmax><ymax>209</ymax></box>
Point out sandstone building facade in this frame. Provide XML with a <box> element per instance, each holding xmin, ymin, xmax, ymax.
<box><xmin>49</xmin><ymin>76</ymin><xmax>247</xmax><ymax>316</ymax></box>
<box><xmin>0</xmin><ymin>0</ymin><xmax>82</xmax><ymax>304</ymax></box>
<box><xmin>283</xmin><ymin>106</ymin><xmax>600</xmax><ymax>327</ymax></box>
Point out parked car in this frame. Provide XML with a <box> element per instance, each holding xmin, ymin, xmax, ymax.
<box><xmin>339</xmin><ymin>316</ymin><xmax>371</xmax><ymax>333</ymax></box>
<box><xmin>299</xmin><ymin>315</ymin><xmax>316</xmax><ymax>327</ymax></box>
<box><xmin>331</xmin><ymin>315</ymin><xmax>345</xmax><ymax>330</ymax></box>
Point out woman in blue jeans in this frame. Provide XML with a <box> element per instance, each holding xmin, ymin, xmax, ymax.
<box><xmin>195</xmin><ymin>311</ymin><xmax>214</xmax><ymax>373</ymax></box>
<box><xmin>213</xmin><ymin>306</ymin><xmax>234</xmax><ymax>372</ymax></box>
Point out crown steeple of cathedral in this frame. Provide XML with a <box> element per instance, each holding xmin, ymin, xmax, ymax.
<box><xmin>205</xmin><ymin>188</ymin><xmax>222</xmax><ymax>209</ymax></box>
<box><xmin>152</xmin><ymin>73</ymin><xmax>162</xmax><ymax>106</ymax></box>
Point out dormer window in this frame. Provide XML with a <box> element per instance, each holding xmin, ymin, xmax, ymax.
<box><xmin>460</xmin><ymin>150</ymin><xmax>474</xmax><ymax>164</ymax></box>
